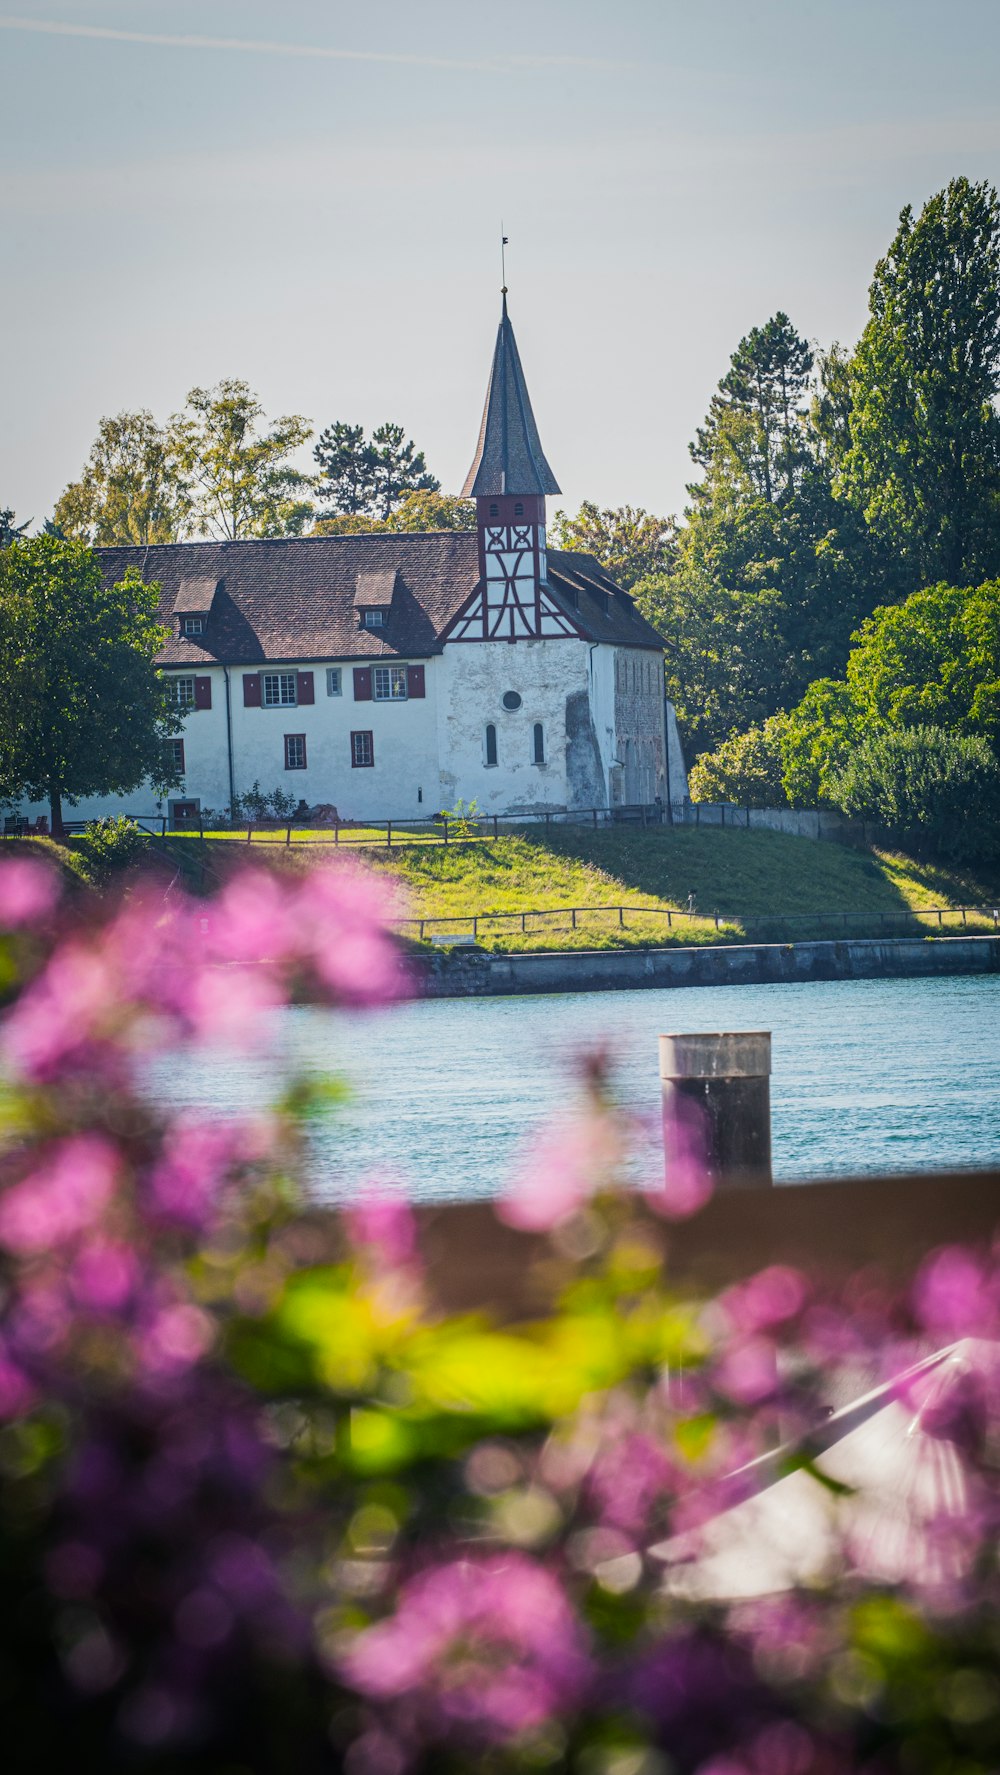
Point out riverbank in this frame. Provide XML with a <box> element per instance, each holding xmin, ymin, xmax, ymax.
<box><xmin>411</xmin><ymin>933</ymin><xmax>1000</xmax><ymax>997</ymax></box>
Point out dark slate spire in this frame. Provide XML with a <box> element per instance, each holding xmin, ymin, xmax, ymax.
<box><xmin>461</xmin><ymin>296</ymin><xmax>561</xmax><ymax>498</ymax></box>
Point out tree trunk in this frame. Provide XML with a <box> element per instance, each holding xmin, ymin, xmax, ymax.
<box><xmin>49</xmin><ymin>783</ymin><xmax>65</xmax><ymax>843</ymax></box>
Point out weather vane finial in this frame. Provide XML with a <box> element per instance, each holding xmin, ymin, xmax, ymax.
<box><xmin>501</xmin><ymin>225</ymin><xmax>509</xmax><ymax>297</ymax></box>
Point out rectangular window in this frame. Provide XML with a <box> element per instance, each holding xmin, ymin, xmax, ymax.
<box><xmin>165</xmin><ymin>738</ymin><xmax>185</xmax><ymax>775</ymax></box>
<box><xmin>263</xmin><ymin>672</ymin><xmax>297</xmax><ymax>707</ymax></box>
<box><xmin>326</xmin><ymin>667</ymin><xmax>342</xmax><ymax>697</ymax></box>
<box><xmin>183</xmin><ymin>616</ymin><xmax>204</xmax><ymax>636</ymax></box>
<box><xmin>284</xmin><ymin>733</ymin><xmax>307</xmax><ymax>770</ymax></box>
<box><xmin>373</xmin><ymin>664</ymin><xmax>408</xmax><ymax>701</ymax></box>
<box><xmin>351</xmin><ymin>730</ymin><xmax>374</xmax><ymax>768</ymax></box>
<box><xmin>362</xmin><ymin>609</ymin><xmax>386</xmax><ymax>628</ymax></box>
<box><xmin>168</xmin><ymin>675</ymin><xmax>196</xmax><ymax>709</ymax></box>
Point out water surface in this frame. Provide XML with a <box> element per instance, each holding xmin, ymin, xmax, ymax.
<box><xmin>152</xmin><ymin>974</ymin><xmax>1000</xmax><ymax>1201</ymax></box>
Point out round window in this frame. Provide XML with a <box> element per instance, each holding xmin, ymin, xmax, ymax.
<box><xmin>501</xmin><ymin>691</ymin><xmax>522</xmax><ymax>712</ymax></box>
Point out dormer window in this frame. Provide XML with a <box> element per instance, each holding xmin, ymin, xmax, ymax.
<box><xmin>362</xmin><ymin>609</ymin><xmax>386</xmax><ymax>629</ymax></box>
<box><xmin>514</xmin><ymin>502</ymin><xmax>524</xmax><ymax>517</ymax></box>
<box><xmin>489</xmin><ymin>502</ymin><xmax>499</xmax><ymax>517</ymax></box>
<box><xmin>183</xmin><ymin>616</ymin><xmax>204</xmax><ymax>636</ymax></box>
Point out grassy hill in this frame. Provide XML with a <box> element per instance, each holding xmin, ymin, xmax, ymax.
<box><xmin>357</xmin><ymin>826</ymin><xmax>1000</xmax><ymax>952</ymax></box>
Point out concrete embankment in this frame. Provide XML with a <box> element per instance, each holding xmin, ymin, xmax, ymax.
<box><xmin>412</xmin><ymin>935</ymin><xmax>1000</xmax><ymax>999</ymax></box>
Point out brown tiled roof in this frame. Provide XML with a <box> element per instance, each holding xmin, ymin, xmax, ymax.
<box><xmin>96</xmin><ymin>533</ymin><xmax>665</xmax><ymax>667</ymax></box>
<box><xmin>173</xmin><ymin>576</ymin><xmax>219</xmax><ymax>613</ymax></box>
<box><xmin>353</xmin><ymin>568</ymin><xmax>398</xmax><ymax>608</ymax></box>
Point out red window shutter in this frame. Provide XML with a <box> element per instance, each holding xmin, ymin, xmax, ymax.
<box><xmin>407</xmin><ymin>664</ymin><xmax>426</xmax><ymax>699</ymax></box>
<box><xmin>243</xmin><ymin>673</ymin><xmax>261</xmax><ymax>707</ymax></box>
<box><xmin>353</xmin><ymin>666</ymin><xmax>373</xmax><ymax>701</ymax></box>
<box><xmin>297</xmin><ymin>670</ymin><xmax>315</xmax><ymax>704</ymax></box>
<box><xmin>194</xmin><ymin>676</ymin><xmax>212</xmax><ymax>711</ymax></box>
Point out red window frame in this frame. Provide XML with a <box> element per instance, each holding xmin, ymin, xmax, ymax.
<box><xmin>284</xmin><ymin>733</ymin><xmax>307</xmax><ymax>770</ymax></box>
<box><xmin>351</xmin><ymin>730</ymin><xmax>374</xmax><ymax>768</ymax></box>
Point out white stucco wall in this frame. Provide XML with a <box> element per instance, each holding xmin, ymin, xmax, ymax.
<box><xmin>436</xmin><ymin>636</ymin><xmax>607</xmax><ymax>814</ymax></box>
<box><xmin>15</xmin><ymin>659</ymin><xmax>442</xmax><ymax>827</ymax></box>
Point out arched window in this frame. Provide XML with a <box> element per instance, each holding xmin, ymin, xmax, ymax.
<box><xmin>485</xmin><ymin>723</ymin><xmax>498</xmax><ymax>767</ymax></box>
<box><xmin>532</xmin><ymin>723</ymin><xmax>545</xmax><ymax>765</ymax></box>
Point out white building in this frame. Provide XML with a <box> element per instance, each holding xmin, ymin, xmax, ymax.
<box><xmin>29</xmin><ymin>298</ymin><xmax>686</xmax><ymax>826</ymax></box>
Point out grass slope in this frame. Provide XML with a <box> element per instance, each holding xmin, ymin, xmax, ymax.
<box><xmin>360</xmin><ymin>827</ymin><xmax>1000</xmax><ymax>952</ymax></box>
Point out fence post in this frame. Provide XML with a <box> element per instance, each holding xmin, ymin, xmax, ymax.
<box><xmin>443</xmin><ymin>818</ymin><xmax>449</xmax><ymax>845</ymax></box>
<box><xmin>618</xmin><ymin>907</ymin><xmax>624</xmax><ymax>928</ymax></box>
<box><xmin>246</xmin><ymin>823</ymin><xmax>253</xmax><ymax>844</ymax></box>
<box><xmin>161</xmin><ymin>815</ymin><xmax>167</xmax><ymax>839</ymax></box>
<box><xmin>667</xmin><ymin>909</ymin><xmax>672</xmax><ymax>928</ymax></box>
<box><xmin>286</xmin><ymin>823</ymin><xmax>292</xmax><ymax>848</ymax></box>
<box><xmin>571</xmin><ymin>908</ymin><xmax>577</xmax><ymax>929</ymax></box>
<box><xmin>714</xmin><ymin>912</ymin><xmax>720</xmax><ymax>929</ymax></box>
<box><xmin>521</xmin><ymin>913</ymin><xmax>526</xmax><ymax>932</ymax></box>
<box><xmin>334</xmin><ymin>824</ymin><xmax>339</xmax><ymax>848</ymax></box>
<box><xmin>695</xmin><ymin>804</ymin><xmax>701</xmax><ymax>828</ymax></box>
<box><xmin>544</xmin><ymin>811</ymin><xmax>551</xmax><ymax>834</ymax></box>
<box><xmin>660</xmin><ymin>1031</ymin><xmax>772</xmax><ymax>1192</ymax></box>
<box><xmin>387</xmin><ymin>821</ymin><xmax>392</xmax><ymax>848</ymax></box>
<box><xmin>493</xmin><ymin>815</ymin><xmax>499</xmax><ymax>839</ymax></box>
<box><xmin>472</xmin><ymin>917</ymin><xmax>477</xmax><ymax>939</ymax></box>
<box><xmin>938</xmin><ymin>909</ymin><xmax>943</xmax><ymax>926</ymax></box>
<box><xmin>962</xmin><ymin>907</ymin><xmax>967</xmax><ymax>927</ymax></box>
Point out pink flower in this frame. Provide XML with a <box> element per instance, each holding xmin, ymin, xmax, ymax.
<box><xmin>719</xmin><ymin>1265</ymin><xmax>808</xmax><ymax>1336</ymax></box>
<box><xmin>148</xmin><ymin>1118</ymin><xmax>247</xmax><ymax>1230</ymax></box>
<box><xmin>914</xmin><ymin>1246</ymin><xmax>998</xmax><ymax>1338</ymax></box>
<box><xmin>346</xmin><ymin>1189</ymin><xmax>419</xmax><ymax>1271</ymax></box>
<box><xmin>295</xmin><ymin>868</ymin><xmax>405</xmax><ymax>1006</ymax></box>
<box><xmin>340</xmin><ymin>1555</ymin><xmax>591</xmax><ymax>1743</ymax></box>
<box><xmin>0</xmin><ymin>1340</ymin><xmax>35</xmax><ymax>1417</ymax></box>
<box><xmin>206</xmin><ymin>870</ymin><xmax>297</xmax><ymax>966</ymax></box>
<box><xmin>712</xmin><ymin>1335</ymin><xmax>778</xmax><ymax>1405</ymax></box>
<box><xmin>138</xmin><ymin>1303</ymin><xmax>215</xmax><ymax>1374</ymax></box>
<box><xmin>71</xmin><ymin>1240</ymin><xmax>139</xmax><ymax>1313</ymax></box>
<box><xmin>0</xmin><ymin>857</ymin><xmax>59</xmax><ymax>927</ymax></box>
<box><xmin>0</xmin><ymin>1134</ymin><xmax>119</xmax><ymax>1254</ymax></box>
<box><xmin>2</xmin><ymin>944</ymin><xmax>118</xmax><ymax>1080</ymax></box>
<box><xmin>648</xmin><ymin>1094</ymin><xmax>714</xmax><ymax>1220</ymax></box>
<box><xmin>499</xmin><ymin>1112</ymin><xmax>621</xmax><ymax>1231</ymax></box>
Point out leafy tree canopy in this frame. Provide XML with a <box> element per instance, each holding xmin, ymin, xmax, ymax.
<box><xmin>313</xmin><ymin>420</ymin><xmax>439</xmax><ymax>521</ymax></box>
<box><xmin>0</xmin><ymin>509</ymin><xmax>29</xmax><ymax>547</ymax></box>
<box><xmin>54</xmin><ymin>411</ymin><xmax>191</xmax><ymax>547</ymax></box>
<box><xmin>312</xmin><ymin>490</ymin><xmax>474</xmax><ymax>537</ymax></box>
<box><xmin>0</xmin><ymin>537</ymin><xmax>181</xmax><ymax>833</ymax></box>
<box><xmin>169</xmin><ymin>381</ymin><xmax>313</xmax><ymax>540</ymax></box>
<box><xmin>690</xmin><ymin>311</ymin><xmax>814</xmax><ymax>509</ymax></box>
<box><xmin>846</xmin><ymin>579</ymin><xmax>1000</xmax><ymax>740</ymax></box>
<box><xmin>780</xmin><ymin>677</ymin><xmax>862</xmax><ymax>806</ymax></box>
<box><xmin>550</xmin><ymin>502</ymin><xmax>676</xmax><ymax>588</ymax></box>
<box><xmin>838</xmin><ymin>176</ymin><xmax>1000</xmax><ymax>587</ymax></box>
<box><xmin>688</xmin><ymin>713</ymin><xmax>790</xmax><ymax>807</ymax></box>
<box><xmin>829</xmin><ymin>726</ymin><xmax>1000</xmax><ymax>863</ymax></box>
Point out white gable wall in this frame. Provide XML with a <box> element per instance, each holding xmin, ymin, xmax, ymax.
<box><xmin>437</xmin><ymin>635</ymin><xmax>609</xmax><ymax>814</ymax></box>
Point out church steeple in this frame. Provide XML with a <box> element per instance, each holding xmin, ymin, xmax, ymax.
<box><xmin>445</xmin><ymin>295</ymin><xmax>577</xmax><ymax>642</ymax></box>
<box><xmin>461</xmin><ymin>295</ymin><xmax>561</xmax><ymax>498</ymax></box>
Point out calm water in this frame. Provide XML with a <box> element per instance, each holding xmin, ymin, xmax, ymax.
<box><xmin>151</xmin><ymin>974</ymin><xmax>1000</xmax><ymax>1202</ymax></box>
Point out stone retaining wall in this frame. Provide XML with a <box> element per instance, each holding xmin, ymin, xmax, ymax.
<box><xmin>412</xmin><ymin>935</ymin><xmax>1000</xmax><ymax>999</ymax></box>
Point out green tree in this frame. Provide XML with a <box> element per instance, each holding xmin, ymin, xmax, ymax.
<box><xmin>170</xmin><ymin>381</ymin><xmax>313</xmax><ymax>540</ymax></box>
<box><xmin>550</xmin><ymin>502</ymin><xmax>676</xmax><ymax>588</ymax></box>
<box><xmin>312</xmin><ymin>490</ymin><xmax>474</xmax><ymax>537</ymax></box>
<box><xmin>839</xmin><ymin>177</ymin><xmax>1000</xmax><ymax>587</ymax></box>
<box><xmin>313</xmin><ymin>420</ymin><xmax>438</xmax><ymax>520</ymax></box>
<box><xmin>781</xmin><ymin>678</ymin><xmax>862</xmax><ymax>805</ymax></box>
<box><xmin>0</xmin><ymin>537</ymin><xmax>181</xmax><ymax>834</ymax></box>
<box><xmin>691</xmin><ymin>311</ymin><xmax>814</xmax><ymax>508</ymax></box>
<box><xmin>54</xmin><ymin>411</ymin><xmax>191</xmax><ymax>546</ymax></box>
<box><xmin>688</xmin><ymin>713</ymin><xmax>790</xmax><ymax>806</ymax></box>
<box><xmin>829</xmin><ymin>726</ymin><xmax>1000</xmax><ymax>862</ymax></box>
<box><xmin>0</xmin><ymin>510</ymin><xmax>29</xmax><ymax>547</ymax></box>
<box><xmin>846</xmin><ymin>579</ymin><xmax>1000</xmax><ymax>741</ymax></box>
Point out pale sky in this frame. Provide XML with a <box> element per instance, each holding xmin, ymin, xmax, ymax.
<box><xmin>4</xmin><ymin>0</ymin><xmax>1000</xmax><ymax>530</ymax></box>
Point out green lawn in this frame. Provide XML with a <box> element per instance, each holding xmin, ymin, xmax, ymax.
<box><xmin>354</xmin><ymin>826</ymin><xmax>1000</xmax><ymax>952</ymax></box>
<box><xmin>11</xmin><ymin>826</ymin><xmax>997</xmax><ymax>953</ymax></box>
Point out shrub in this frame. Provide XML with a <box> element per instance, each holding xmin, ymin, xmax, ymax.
<box><xmin>73</xmin><ymin>814</ymin><xmax>149</xmax><ymax>878</ymax></box>
<box><xmin>829</xmin><ymin>724</ymin><xmax>1000</xmax><ymax>861</ymax></box>
<box><xmin>689</xmin><ymin>713</ymin><xmax>789</xmax><ymax>806</ymax></box>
